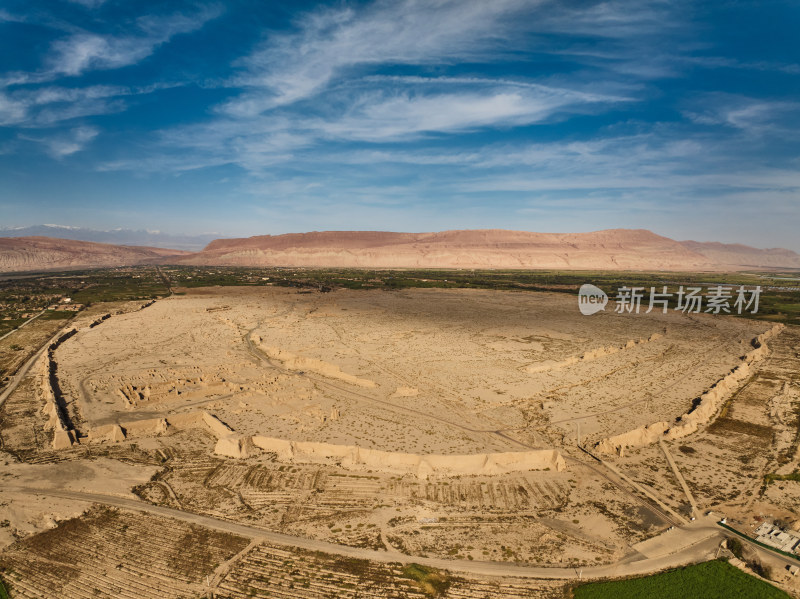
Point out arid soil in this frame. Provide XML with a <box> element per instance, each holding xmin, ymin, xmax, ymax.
<box><xmin>0</xmin><ymin>286</ymin><xmax>797</xmax><ymax>598</ymax></box>
<box><xmin>50</xmin><ymin>287</ymin><xmax>763</xmax><ymax>453</ymax></box>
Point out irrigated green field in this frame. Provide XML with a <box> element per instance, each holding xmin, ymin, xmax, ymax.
<box><xmin>573</xmin><ymin>560</ymin><xmax>790</xmax><ymax>599</ymax></box>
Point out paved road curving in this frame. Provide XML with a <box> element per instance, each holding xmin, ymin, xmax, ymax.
<box><xmin>9</xmin><ymin>485</ymin><xmax>723</xmax><ymax>581</ymax></box>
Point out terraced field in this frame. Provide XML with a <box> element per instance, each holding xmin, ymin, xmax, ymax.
<box><xmin>0</xmin><ymin>507</ymin><xmax>249</xmax><ymax>599</ymax></box>
<box><xmin>216</xmin><ymin>543</ymin><xmax>564</xmax><ymax>599</ymax></box>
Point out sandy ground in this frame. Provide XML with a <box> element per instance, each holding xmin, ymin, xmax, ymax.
<box><xmin>0</xmin><ymin>456</ymin><xmax>157</xmax><ymax>549</ymax></box>
<box><xmin>0</xmin><ymin>286</ymin><xmax>796</xmax><ymax>598</ymax></box>
<box><xmin>52</xmin><ymin>287</ymin><xmax>762</xmax><ymax>453</ymax></box>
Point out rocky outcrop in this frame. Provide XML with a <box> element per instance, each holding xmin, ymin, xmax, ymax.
<box><xmin>595</xmin><ymin>324</ymin><xmax>784</xmax><ymax>454</ymax></box>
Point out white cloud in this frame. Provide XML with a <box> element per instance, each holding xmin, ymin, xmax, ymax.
<box><xmin>0</xmin><ymin>6</ymin><xmax>222</xmax><ymax>160</ymax></box>
<box><xmin>100</xmin><ymin>116</ymin><xmax>315</xmax><ymax>173</ymax></box>
<box><xmin>531</xmin><ymin>0</ymin><xmax>677</xmax><ymax>39</ymax></box>
<box><xmin>26</xmin><ymin>84</ymin><xmax>128</xmax><ymax>105</ymax></box>
<box><xmin>220</xmin><ymin>0</ymin><xmax>537</xmax><ymax>116</ymax></box>
<box><xmin>683</xmin><ymin>94</ymin><xmax>800</xmax><ymax>136</ymax></box>
<box><xmin>79</xmin><ymin>0</ymin><xmax>686</xmax><ymax>175</ymax></box>
<box><xmin>100</xmin><ymin>83</ymin><xmax>627</xmax><ymax>173</ymax></box>
<box><xmin>0</xmin><ymin>9</ymin><xmax>25</xmax><ymax>23</ymax></box>
<box><xmin>49</xmin><ymin>34</ymin><xmax>151</xmax><ymax>76</ymax></box>
<box><xmin>129</xmin><ymin>0</ymin><xmax>668</xmax><ymax>175</ymax></box>
<box><xmin>46</xmin><ymin>5</ymin><xmax>222</xmax><ymax>76</ymax></box>
<box><xmin>0</xmin><ymin>83</ymin><xmax>185</xmax><ymax>128</ymax></box>
<box><xmin>33</xmin><ymin>97</ymin><xmax>125</xmax><ymax>126</ymax></box>
<box><xmin>83</xmin><ymin>0</ymin><xmax>796</xmax><ymax>216</ymax></box>
<box><xmin>21</xmin><ymin>125</ymin><xmax>99</xmax><ymax>158</ymax></box>
<box><xmin>314</xmin><ymin>85</ymin><xmax>628</xmax><ymax>141</ymax></box>
<box><xmin>684</xmin><ymin>56</ymin><xmax>800</xmax><ymax>75</ymax></box>
<box><xmin>0</xmin><ymin>91</ymin><xmax>28</xmax><ymax>126</ymax></box>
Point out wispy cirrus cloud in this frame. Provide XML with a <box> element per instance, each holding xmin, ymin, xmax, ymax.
<box><xmin>46</xmin><ymin>6</ymin><xmax>222</xmax><ymax>77</ymax></box>
<box><xmin>684</xmin><ymin>56</ymin><xmax>800</xmax><ymax>75</ymax></box>
<box><xmin>0</xmin><ymin>82</ymin><xmax>184</xmax><ymax>128</ymax></box>
<box><xmin>135</xmin><ymin>0</ymin><xmax>669</xmax><ymax>176</ymax></box>
<box><xmin>100</xmin><ymin>81</ymin><xmax>630</xmax><ymax>172</ymax></box>
<box><xmin>0</xmin><ymin>5</ymin><xmax>223</xmax><ymax>157</ymax></box>
<box><xmin>93</xmin><ymin>0</ymin><xmax>795</xmax><ymax>193</ymax></box>
<box><xmin>103</xmin><ymin>116</ymin><xmax>314</xmax><ymax>173</ymax></box>
<box><xmin>220</xmin><ymin>0</ymin><xmax>539</xmax><ymax>116</ymax></box>
<box><xmin>16</xmin><ymin>0</ymin><xmax>675</xmax><ymax>171</ymax></box>
<box><xmin>312</xmin><ymin>85</ymin><xmax>629</xmax><ymax>141</ymax></box>
<box><xmin>0</xmin><ymin>9</ymin><xmax>25</xmax><ymax>23</ymax></box>
<box><xmin>105</xmin><ymin>0</ymin><xmax>643</xmax><ymax>172</ymax></box>
<box><xmin>530</xmin><ymin>0</ymin><xmax>680</xmax><ymax>39</ymax></box>
<box><xmin>20</xmin><ymin>125</ymin><xmax>98</xmax><ymax>158</ymax></box>
<box><xmin>327</xmin><ymin>135</ymin><xmax>707</xmax><ymax>171</ymax></box>
<box><xmin>47</xmin><ymin>34</ymin><xmax>157</xmax><ymax>76</ymax></box>
<box><xmin>219</xmin><ymin>0</ymin><xmax>681</xmax><ymax>119</ymax></box>
<box><xmin>0</xmin><ymin>91</ymin><xmax>27</xmax><ymax>126</ymax></box>
<box><xmin>683</xmin><ymin>93</ymin><xmax>800</xmax><ymax>136</ymax></box>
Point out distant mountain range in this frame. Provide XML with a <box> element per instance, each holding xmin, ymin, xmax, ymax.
<box><xmin>679</xmin><ymin>240</ymin><xmax>800</xmax><ymax>270</ymax></box>
<box><xmin>173</xmin><ymin>229</ymin><xmax>800</xmax><ymax>271</ymax></box>
<box><xmin>0</xmin><ymin>237</ymin><xmax>189</xmax><ymax>273</ymax></box>
<box><xmin>0</xmin><ymin>228</ymin><xmax>799</xmax><ymax>273</ymax></box>
<box><xmin>0</xmin><ymin>225</ymin><xmax>218</xmax><ymax>251</ymax></box>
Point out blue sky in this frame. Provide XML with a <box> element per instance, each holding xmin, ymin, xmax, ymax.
<box><xmin>1</xmin><ymin>0</ymin><xmax>799</xmax><ymax>250</ymax></box>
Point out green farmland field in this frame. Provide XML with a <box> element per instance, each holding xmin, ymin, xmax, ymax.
<box><xmin>572</xmin><ymin>560</ymin><xmax>790</xmax><ymax>599</ymax></box>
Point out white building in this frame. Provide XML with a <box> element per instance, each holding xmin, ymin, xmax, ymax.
<box><xmin>755</xmin><ymin>522</ymin><xmax>800</xmax><ymax>554</ymax></box>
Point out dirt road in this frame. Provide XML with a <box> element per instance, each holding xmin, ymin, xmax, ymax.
<box><xmin>0</xmin><ymin>325</ymin><xmax>63</xmax><ymax>410</ymax></box>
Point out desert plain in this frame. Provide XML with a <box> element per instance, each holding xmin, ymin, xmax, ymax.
<box><xmin>0</xmin><ymin>283</ymin><xmax>798</xmax><ymax>598</ymax></box>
